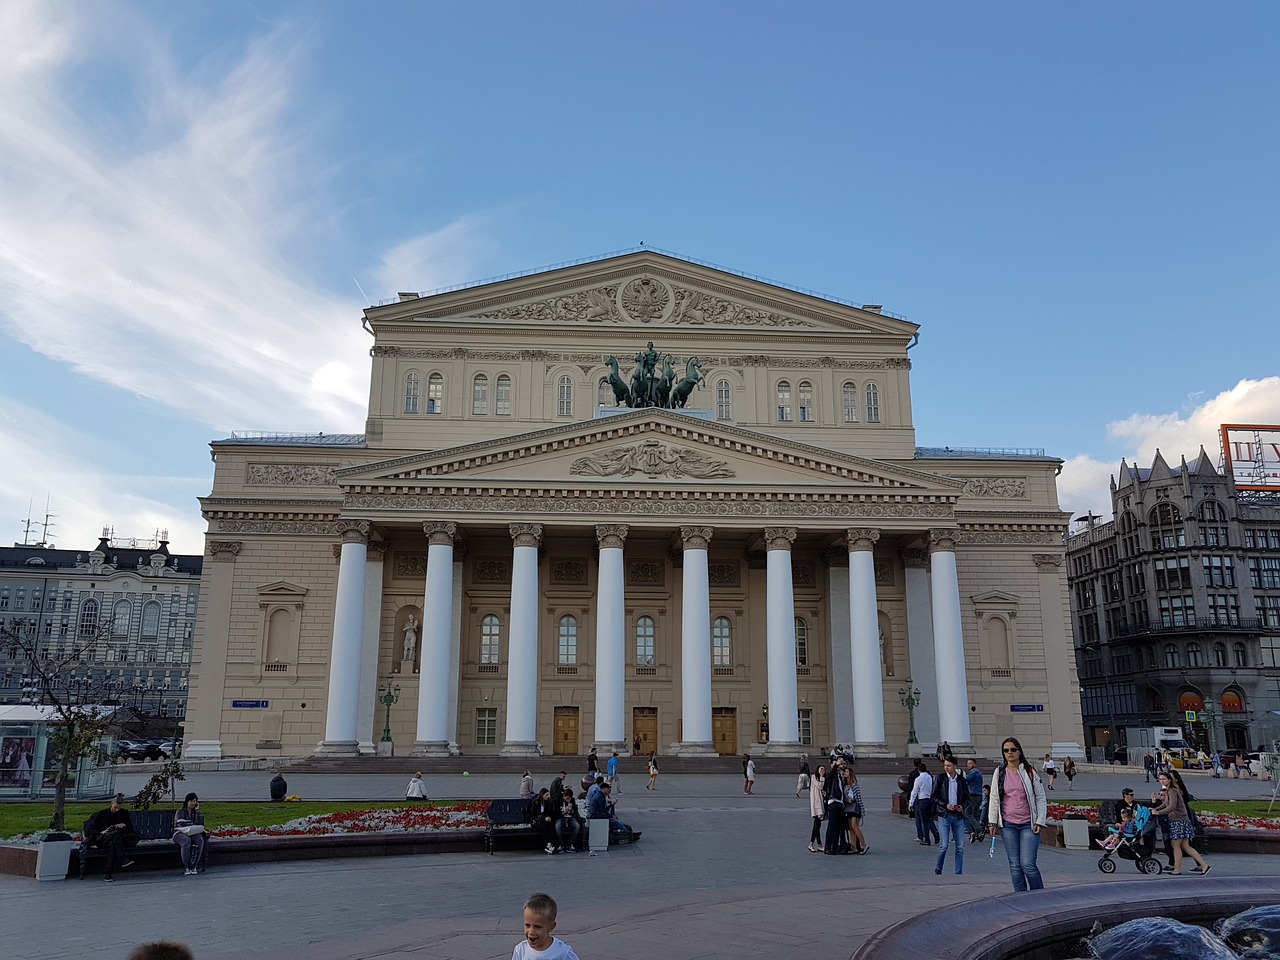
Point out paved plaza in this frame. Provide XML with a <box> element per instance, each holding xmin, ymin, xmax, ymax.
<box><xmin>2</xmin><ymin>766</ymin><xmax>1278</xmax><ymax>960</ymax></box>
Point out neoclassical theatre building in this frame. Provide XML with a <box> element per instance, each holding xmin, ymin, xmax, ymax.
<box><xmin>185</xmin><ymin>250</ymin><xmax>1083</xmax><ymax>760</ymax></box>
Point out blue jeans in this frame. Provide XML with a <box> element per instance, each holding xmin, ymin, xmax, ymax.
<box><xmin>936</xmin><ymin>814</ymin><xmax>965</xmax><ymax>874</ymax></box>
<box><xmin>1000</xmin><ymin>822</ymin><xmax>1043</xmax><ymax>891</ymax></box>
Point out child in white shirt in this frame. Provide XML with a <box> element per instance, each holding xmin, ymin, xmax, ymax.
<box><xmin>512</xmin><ymin>892</ymin><xmax>581</xmax><ymax>960</ymax></box>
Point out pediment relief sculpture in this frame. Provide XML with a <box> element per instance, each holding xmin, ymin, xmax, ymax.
<box><xmin>569</xmin><ymin>439</ymin><xmax>735</xmax><ymax>480</ymax></box>
<box><xmin>464</xmin><ymin>275</ymin><xmax>820</xmax><ymax>329</ymax></box>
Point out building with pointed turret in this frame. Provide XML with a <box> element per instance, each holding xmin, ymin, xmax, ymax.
<box><xmin>1067</xmin><ymin>448</ymin><xmax>1280</xmax><ymax>757</ymax></box>
<box><xmin>184</xmin><ymin>250</ymin><xmax>1083</xmax><ymax>761</ymax></box>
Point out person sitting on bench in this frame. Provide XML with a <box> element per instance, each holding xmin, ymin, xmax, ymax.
<box><xmin>88</xmin><ymin>793</ymin><xmax>138</xmax><ymax>882</ymax></box>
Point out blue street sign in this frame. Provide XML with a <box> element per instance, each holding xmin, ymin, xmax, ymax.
<box><xmin>1009</xmin><ymin>704</ymin><xmax>1044</xmax><ymax>712</ymax></box>
<box><xmin>231</xmin><ymin>699</ymin><xmax>270</xmax><ymax>709</ymax></box>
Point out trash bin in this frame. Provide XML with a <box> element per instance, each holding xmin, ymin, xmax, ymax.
<box><xmin>588</xmin><ymin>819</ymin><xmax>610</xmax><ymax>853</ymax></box>
<box><xmin>1061</xmin><ymin>816</ymin><xmax>1091</xmax><ymax>850</ymax></box>
<box><xmin>35</xmin><ymin>833</ymin><xmax>75</xmax><ymax>881</ymax></box>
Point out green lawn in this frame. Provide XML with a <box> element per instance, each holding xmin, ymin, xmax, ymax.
<box><xmin>0</xmin><ymin>800</ymin><xmax>447</xmax><ymax>839</ymax></box>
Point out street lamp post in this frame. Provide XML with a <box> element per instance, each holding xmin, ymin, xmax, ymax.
<box><xmin>1201</xmin><ymin>697</ymin><xmax>1222</xmax><ymax>754</ymax></box>
<box><xmin>378</xmin><ymin>675</ymin><xmax>402</xmax><ymax>755</ymax></box>
<box><xmin>898</xmin><ymin>680</ymin><xmax>923</xmax><ymax>748</ymax></box>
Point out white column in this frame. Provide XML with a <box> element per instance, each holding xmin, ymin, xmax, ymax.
<box><xmin>446</xmin><ymin>555</ymin><xmax>464</xmax><ymax>754</ymax></box>
<box><xmin>414</xmin><ymin>521</ymin><xmax>458</xmax><ymax>756</ymax></box>
<box><xmin>903</xmin><ymin>546</ymin><xmax>940</xmax><ymax>753</ymax></box>
<box><xmin>316</xmin><ymin>520</ymin><xmax>370</xmax><ymax>755</ymax></box>
<box><xmin>502</xmin><ymin>523</ymin><xmax>542</xmax><ymax>756</ymax></box>
<box><xmin>847</xmin><ymin>527</ymin><xmax>889</xmax><ymax>755</ymax></box>
<box><xmin>929</xmin><ymin>530</ymin><xmax>972</xmax><ymax>747</ymax></box>
<box><xmin>594</xmin><ymin>524</ymin><xmax>628</xmax><ymax>753</ymax></box>
<box><xmin>356</xmin><ymin>541</ymin><xmax>387</xmax><ymax>755</ymax></box>
<box><xmin>674</xmin><ymin>525</ymin><xmax>716</xmax><ymax>755</ymax></box>
<box><xmin>763</xmin><ymin>527</ymin><xmax>800</xmax><ymax>752</ymax></box>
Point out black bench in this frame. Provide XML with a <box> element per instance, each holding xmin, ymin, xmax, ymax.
<box><xmin>484</xmin><ymin>798</ymin><xmax>544</xmax><ymax>854</ymax></box>
<box><xmin>79</xmin><ymin>809</ymin><xmax>206</xmax><ymax>878</ymax></box>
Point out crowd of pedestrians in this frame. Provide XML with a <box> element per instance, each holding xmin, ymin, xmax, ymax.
<box><xmin>519</xmin><ymin>751</ymin><xmax>640</xmax><ymax>855</ymax></box>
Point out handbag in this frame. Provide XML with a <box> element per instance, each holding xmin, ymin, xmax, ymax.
<box><xmin>175</xmin><ymin>823</ymin><xmax>205</xmax><ymax>836</ymax></box>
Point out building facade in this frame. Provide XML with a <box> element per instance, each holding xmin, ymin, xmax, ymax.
<box><xmin>186</xmin><ymin>251</ymin><xmax>1082</xmax><ymax>760</ymax></box>
<box><xmin>0</xmin><ymin>534</ymin><xmax>201</xmax><ymax>719</ymax></box>
<box><xmin>1066</xmin><ymin>450</ymin><xmax>1280</xmax><ymax>757</ymax></box>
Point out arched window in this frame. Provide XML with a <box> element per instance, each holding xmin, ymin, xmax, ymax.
<box><xmin>264</xmin><ymin>609</ymin><xmax>291</xmax><ymax>663</ymax></box>
<box><xmin>1178</xmin><ymin>690</ymin><xmax>1204</xmax><ymax>713</ymax></box>
<box><xmin>111</xmin><ymin>600</ymin><xmax>131</xmax><ymax>637</ymax></box>
<box><xmin>1149</xmin><ymin>502</ymin><xmax>1185</xmax><ymax>549</ymax></box>
<box><xmin>798</xmin><ymin>381</ymin><xmax>814</xmax><ymax>422</ymax></box>
<box><xmin>1186</xmin><ymin>642</ymin><xmax>1203</xmax><ymax>667</ymax></box>
<box><xmin>480</xmin><ymin>614</ymin><xmax>501</xmax><ymax>664</ymax></box>
<box><xmin>558</xmin><ymin>615</ymin><xmax>578</xmax><ymax>664</ymax></box>
<box><xmin>427</xmin><ymin>373</ymin><xmax>444</xmax><ymax>414</ymax></box>
<box><xmin>842</xmin><ymin>382</ymin><xmax>858</xmax><ymax>422</ymax></box>
<box><xmin>404</xmin><ymin>372</ymin><xmax>420</xmax><ymax>414</ymax></box>
<box><xmin>495</xmin><ymin>375</ymin><xmax>513</xmax><ymax>416</ymax></box>
<box><xmin>1220</xmin><ymin>689</ymin><xmax>1244</xmax><ymax>712</ymax></box>
<box><xmin>1233</xmin><ymin>642</ymin><xmax>1247</xmax><ymax>667</ymax></box>
<box><xmin>1199</xmin><ymin>500</ymin><xmax>1227</xmax><ymax>521</ymax></box>
<box><xmin>472</xmin><ymin>374</ymin><xmax>489</xmax><ymax>415</ymax></box>
<box><xmin>716</xmin><ymin>379</ymin><xmax>732</xmax><ymax>420</ymax></box>
<box><xmin>558</xmin><ymin>376</ymin><xmax>574</xmax><ymax>417</ymax></box>
<box><xmin>1213</xmin><ymin>642</ymin><xmax>1227</xmax><ymax>667</ymax></box>
<box><xmin>1164</xmin><ymin>643</ymin><xmax>1179</xmax><ymax>668</ymax></box>
<box><xmin>712</xmin><ymin>617</ymin><xmax>732</xmax><ymax>666</ymax></box>
<box><xmin>597</xmin><ymin>378</ymin><xmax>611</xmax><ymax>407</ymax></box>
<box><xmin>795</xmin><ymin>617</ymin><xmax>808</xmax><ymax>667</ymax></box>
<box><xmin>776</xmin><ymin>381</ymin><xmax>791</xmax><ymax>422</ymax></box>
<box><xmin>865</xmin><ymin>382</ymin><xmax>881</xmax><ymax>423</ymax></box>
<box><xmin>141</xmin><ymin>600</ymin><xmax>161</xmax><ymax>639</ymax></box>
<box><xmin>78</xmin><ymin>599</ymin><xmax>100</xmax><ymax>637</ymax></box>
<box><xmin>635</xmin><ymin>616</ymin><xmax>655</xmax><ymax>666</ymax></box>
<box><xmin>985</xmin><ymin>616</ymin><xmax>1011</xmax><ymax>670</ymax></box>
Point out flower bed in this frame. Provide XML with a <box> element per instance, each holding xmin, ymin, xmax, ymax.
<box><xmin>1047</xmin><ymin>802</ymin><xmax>1280</xmax><ymax>832</ymax></box>
<box><xmin>209</xmin><ymin>802</ymin><xmax>491</xmax><ymax>839</ymax></box>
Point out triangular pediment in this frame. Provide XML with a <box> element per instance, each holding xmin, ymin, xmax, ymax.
<box><xmin>368</xmin><ymin>250</ymin><xmax>917</xmax><ymax>340</ymax></box>
<box><xmin>971</xmin><ymin>590</ymin><xmax>1023</xmax><ymax>605</ymax></box>
<box><xmin>256</xmin><ymin>580</ymin><xmax>308</xmax><ymax>599</ymax></box>
<box><xmin>338</xmin><ymin>410</ymin><xmax>961</xmax><ymax>493</ymax></box>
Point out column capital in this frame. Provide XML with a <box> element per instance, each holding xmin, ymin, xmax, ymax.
<box><xmin>1032</xmin><ymin>553</ymin><xmax>1064</xmax><ymax>572</ymax></box>
<box><xmin>679</xmin><ymin>525</ymin><xmax>714</xmax><ymax>551</ymax></box>
<box><xmin>845</xmin><ymin>528</ymin><xmax>880</xmax><ymax>552</ymax></box>
<box><xmin>423</xmin><ymin>521</ymin><xmax>459</xmax><ymax>546</ymax></box>
<box><xmin>763</xmin><ymin>527</ymin><xmax>797</xmax><ymax>551</ymax></box>
<box><xmin>595</xmin><ymin>524</ymin><xmax>629</xmax><ymax>550</ymax></box>
<box><xmin>928</xmin><ymin>529</ymin><xmax>958</xmax><ymax>553</ymax></box>
<box><xmin>509</xmin><ymin>522</ymin><xmax>543</xmax><ymax>548</ymax></box>
<box><xmin>334</xmin><ymin>519</ymin><xmax>371</xmax><ymax>544</ymax></box>
<box><xmin>208</xmin><ymin>541</ymin><xmax>242</xmax><ymax>563</ymax></box>
<box><xmin>901</xmin><ymin>547</ymin><xmax>930</xmax><ymax>569</ymax></box>
<box><xmin>366</xmin><ymin>541</ymin><xmax>389</xmax><ymax>561</ymax></box>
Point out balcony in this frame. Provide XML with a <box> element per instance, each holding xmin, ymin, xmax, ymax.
<box><xmin>1108</xmin><ymin>617</ymin><xmax>1278</xmax><ymax>640</ymax></box>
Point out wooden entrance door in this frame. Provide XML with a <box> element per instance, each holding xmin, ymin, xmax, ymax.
<box><xmin>632</xmin><ymin>707</ymin><xmax>658</xmax><ymax>755</ymax></box>
<box><xmin>712</xmin><ymin>707</ymin><xmax>737</xmax><ymax>755</ymax></box>
<box><xmin>553</xmin><ymin>706</ymin><xmax>579</xmax><ymax>756</ymax></box>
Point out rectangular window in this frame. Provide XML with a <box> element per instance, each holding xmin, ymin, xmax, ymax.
<box><xmin>1261</xmin><ymin>636</ymin><xmax>1280</xmax><ymax>668</ymax></box>
<box><xmin>1200</xmin><ymin>526</ymin><xmax>1229</xmax><ymax>547</ymax></box>
<box><xmin>495</xmin><ymin>377</ymin><xmax>512</xmax><ymax>417</ymax></box>
<box><xmin>798</xmin><ymin>709</ymin><xmax>813</xmax><ymax>746</ymax></box>
<box><xmin>1249</xmin><ymin>558</ymin><xmax>1280</xmax><ymax>590</ymax></box>
<box><xmin>716</xmin><ymin>380</ymin><xmax>732</xmax><ymax>420</ymax></box>
<box><xmin>1154</xmin><ymin>558</ymin><xmax>1192</xmax><ymax>591</ymax></box>
<box><xmin>1158</xmin><ymin>596</ymin><xmax>1194</xmax><ymax>627</ymax></box>
<box><xmin>1207</xmin><ymin>594</ymin><xmax>1240</xmax><ymax>626</ymax></box>
<box><xmin>1202</xmin><ymin>556</ymin><xmax>1235</xmax><ymax>588</ymax></box>
<box><xmin>475</xmin><ymin>707</ymin><xmax>497</xmax><ymax>745</ymax></box>
<box><xmin>1260</xmin><ymin>596</ymin><xmax>1280</xmax><ymax>628</ymax></box>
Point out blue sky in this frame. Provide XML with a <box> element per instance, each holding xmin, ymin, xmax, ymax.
<box><xmin>1</xmin><ymin>1</ymin><xmax>1278</xmax><ymax>554</ymax></box>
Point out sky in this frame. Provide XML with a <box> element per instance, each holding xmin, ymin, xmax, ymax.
<box><xmin>1</xmin><ymin>1</ymin><xmax>1278</xmax><ymax>555</ymax></box>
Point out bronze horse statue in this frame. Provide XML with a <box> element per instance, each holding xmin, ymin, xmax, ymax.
<box><xmin>670</xmin><ymin>356</ymin><xmax>704</xmax><ymax>408</ymax></box>
<box><xmin>604</xmin><ymin>356</ymin><xmax>632</xmax><ymax>407</ymax></box>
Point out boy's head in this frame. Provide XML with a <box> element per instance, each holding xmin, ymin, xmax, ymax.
<box><xmin>523</xmin><ymin>892</ymin><xmax>558</xmax><ymax>951</ymax></box>
<box><xmin>1119</xmin><ymin>808</ymin><xmax>1132</xmax><ymax>822</ymax></box>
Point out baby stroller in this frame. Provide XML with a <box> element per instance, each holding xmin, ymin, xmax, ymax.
<box><xmin>1097</xmin><ymin>805</ymin><xmax>1163</xmax><ymax>875</ymax></box>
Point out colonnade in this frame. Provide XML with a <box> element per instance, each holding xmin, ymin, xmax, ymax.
<box><xmin>315</xmin><ymin>520</ymin><xmax>971</xmax><ymax>757</ymax></box>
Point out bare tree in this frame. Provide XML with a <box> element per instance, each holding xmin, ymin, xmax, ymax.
<box><xmin>1</xmin><ymin>619</ymin><xmax>114</xmax><ymax>831</ymax></box>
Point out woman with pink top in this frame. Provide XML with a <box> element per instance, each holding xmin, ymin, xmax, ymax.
<box><xmin>987</xmin><ymin>736</ymin><xmax>1048</xmax><ymax>891</ymax></box>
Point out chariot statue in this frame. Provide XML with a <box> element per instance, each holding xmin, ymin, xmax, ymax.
<box><xmin>604</xmin><ymin>342</ymin><xmax>704</xmax><ymax>410</ymax></box>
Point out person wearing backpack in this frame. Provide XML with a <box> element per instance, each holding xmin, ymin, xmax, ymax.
<box><xmin>988</xmin><ymin>736</ymin><xmax>1048</xmax><ymax>891</ymax></box>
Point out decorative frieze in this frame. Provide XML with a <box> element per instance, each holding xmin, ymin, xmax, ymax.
<box><xmin>215</xmin><ymin>520</ymin><xmax>338</xmax><ymax>536</ymax></box>
<box><xmin>708</xmin><ymin>562</ymin><xmax>740</xmax><ymax>586</ymax></box>
<box><xmin>628</xmin><ymin>560</ymin><xmax>663</xmax><ymax>585</ymax></box>
<box><xmin>1032</xmin><ymin>554</ymin><xmax>1065</xmax><ymax>572</ymax></box>
<box><xmin>569</xmin><ymin>440</ymin><xmax>734</xmax><ymax>479</ymax></box>
<box><xmin>394</xmin><ymin>555</ymin><xmax>428</xmax><ymax>579</ymax></box>
<box><xmin>550</xmin><ymin>559</ymin><xmax>588</xmax><ymax>584</ymax></box>
<box><xmin>959</xmin><ymin>477</ymin><xmax>1027</xmax><ymax>499</ymax></box>
<box><xmin>794</xmin><ymin>564</ymin><xmax>815</xmax><ymax>587</ymax></box>
<box><xmin>246</xmin><ymin>464</ymin><xmax>338</xmax><ymax>486</ymax></box>
<box><xmin>874</xmin><ymin>558</ymin><xmax>894</xmax><ymax>586</ymax></box>
<box><xmin>473</xmin><ymin>559</ymin><xmax>510</xmax><ymax>583</ymax></box>
<box><xmin>370</xmin><ymin>344</ymin><xmax>903</xmax><ymax>370</ymax></box>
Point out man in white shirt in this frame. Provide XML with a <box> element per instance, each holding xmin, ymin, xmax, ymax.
<box><xmin>909</xmin><ymin>763</ymin><xmax>938</xmax><ymax>845</ymax></box>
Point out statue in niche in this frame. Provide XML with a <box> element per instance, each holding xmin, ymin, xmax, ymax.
<box><xmin>402</xmin><ymin>616</ymin><xmax>419</xmax><ymax>664</ymax></box>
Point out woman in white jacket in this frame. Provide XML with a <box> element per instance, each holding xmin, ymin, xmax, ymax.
<box><xmin>987</xmin><ymin>736</ymin><xmax>1048</xmax><ymax>891</ymax></box>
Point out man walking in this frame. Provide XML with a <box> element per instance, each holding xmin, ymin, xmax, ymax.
<box><xmin>607</xmin><ymin>752</ymin><xmax>621</xmax><ymax>795</ymax></box>
<box><xmin>1143</xmin><ymin>751</ymin><xmax>1155</xmax><ymax>782</ymax></box>
<box><xmin>963</xmin><ymin>758</ymin><xmax>984</xmax><ymax>842</ymax></box>
<box><xmin>931</xmin><ymin>758</ymin><xmax>970</xmax><ymax>875</ymax></box>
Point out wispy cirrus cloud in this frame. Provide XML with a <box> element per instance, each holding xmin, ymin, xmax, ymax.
<box><xmin>1057</xmin><ymin>377</ymin><xmax>1280</xmax><ymax>522</ymax></box>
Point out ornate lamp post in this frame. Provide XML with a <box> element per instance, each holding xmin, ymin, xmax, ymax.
<box><xmin>898</xmin><ymin>680</ymin><xmax>923</xmax><ymax>746</ymax></box>
<box><xmin>1201</xmin><ymin>697</ymin><xmax>1222</xmax><ymax>754</ymax></box>
<box><xmin>378</xmin><ymin>675</ymin><xmax>402</xmax><ymax>748</ymax></box>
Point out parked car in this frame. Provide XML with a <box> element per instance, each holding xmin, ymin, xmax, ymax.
<box><xmin>1218</xmin><ymin>751</ymin><xmax>1268</xmax><ymax>776</ymax></box>
<box><xmin>117</xmin><ymin>740</ymin><xmax>169</xmax><ymax>762</ymax></box>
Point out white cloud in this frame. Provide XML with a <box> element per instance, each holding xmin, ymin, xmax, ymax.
<box><xmin>370</xmin><ymin>219</ymin><xmax>499</xmax><ymax>300</ymax></box>
<box><xmin>0</xmin><ymin>399</ymin><xmax>207</xmax><ymax>553</ymax></box>
<box><xmin>1057</xmin><ymin>377</ymin><xmax>1280</xmax><ymax>523</ymax></box>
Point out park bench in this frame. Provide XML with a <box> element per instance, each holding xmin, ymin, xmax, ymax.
<box><xmin>483</xmin><ymin>798</ymin><xmax>543</xmax><ymax>854</ymax></box>
<box><xmin>78</xmin><ymin>809</ymin><xmax>206</xmax><ymax>878</ymax></box>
